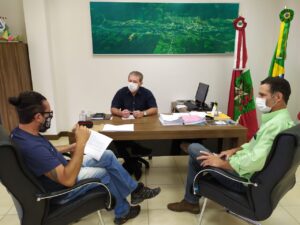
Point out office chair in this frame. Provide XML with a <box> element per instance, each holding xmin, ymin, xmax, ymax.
<box><xmin>0</xmin><ymin>125</ymin><xmax>114</xmax><ymax>225</ymax></box>
<box><xmin>193</xmin><ymin>124</ymin><xmax>300</xmax><ymax>225</ymax></box>
<box><xmin>114</xmin><ymin>140</ymin><xmax>152</xmax><ymax>180</ymax></box>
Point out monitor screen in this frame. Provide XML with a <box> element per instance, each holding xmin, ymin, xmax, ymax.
<box><xmin>195</xmin><ymin>82</ymin><xmax>209</xmax><ymax>104</ymax></box>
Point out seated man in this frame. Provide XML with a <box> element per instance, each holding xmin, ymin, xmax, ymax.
<box><xmin>111</xmin><ymin>71</ymin><xmax>158</xmax><ymax>180</ymax></box>
<box><xmin>168</xmin><ymin>77</ymin><xmax>295</xmax><ymax>214</ymax></box>
<box><xmin>9</xmin><ymin>91</ymin><xmax>160</xmax><ymax>225</ymax></box>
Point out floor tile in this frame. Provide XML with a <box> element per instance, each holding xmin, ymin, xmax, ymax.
<box><xmin>146</xmin><ymin>167</ymin><xmax>182</xmax><ymax>185</ymax></box>
<box><xmin>147</xmin><ymin>184</ymin><xmax>185</xmax><ymax>210</ymax></box>
<box><xmin>174</xmin><ymin>155</ymin><xmax>189</xmax><ymax>168</ymax></box>
<box><xmin>149</xmin><ymin>209</ymin><xmax>197</xmax><ymax>225</ymax></box>
<box><xmin>279</xmin><ymin>185</ymin><xmax>300</xmax><ymax>207</ymax></box>
<box><xmin>0</xmin><ymin>189</ymin><xmax>13</xmax><ymax>216</ymax></box>
<box><xmin>148</xmin><ymin>156</ymin><xmax>176</xmax><ymax>168</ymax></box>
<box><xmin>261</xmin><ymin>206</ymin><xmax>299</xmax><ymax>225</ymax></box>
<box><xmin>0</xmin><ymin>214</ymin><xmax>20</xmax><ymax>225</ymax></box>
<box><xmin>281</xmin><ymin>206</ymin><xmax>300</xmax><ymax>223</ymax></box>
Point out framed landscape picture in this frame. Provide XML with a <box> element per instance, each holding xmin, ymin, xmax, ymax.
<box><xmin>90</xmin><ymin>2</ymin><xmax>239</xmax><ymax>54</ymax></box>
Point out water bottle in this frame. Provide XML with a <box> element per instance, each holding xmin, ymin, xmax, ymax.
<box><xmin>212</xmin><ymin>102</ymin><xmax>218</xmax><ymax>116</ymax></box>
<box><xmin>79</xmin><ymin>110</ymin><xmax>87</xmax><ymax>122</ymax></box>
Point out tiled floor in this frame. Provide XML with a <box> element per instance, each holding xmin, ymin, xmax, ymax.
<box><xmin>0</xmin><ymin>137</ymin><xmax>299</xmax><ymax>225</ymax></box>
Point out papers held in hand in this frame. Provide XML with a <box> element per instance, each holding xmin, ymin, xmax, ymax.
<box><xmin>84</xmin><ymin>130</ymin><xmax>112</xmax><ymax>161</ymax></box>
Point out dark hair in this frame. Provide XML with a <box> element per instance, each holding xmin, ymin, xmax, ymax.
<box><xmin>260</xmin><ymin>77</ymin><xmax>291</xmax><ymax>104</ymax></box>
<box><xmin>128</xmin><ymin>71</ymin><xmax>143</xmax><ymax>82</ymax></box>
<box><xmin>9</xmin><ymin>91</ymin><xmax>47</xmax><ymax>124</ymax></box>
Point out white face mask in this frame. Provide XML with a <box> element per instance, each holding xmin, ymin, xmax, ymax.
<box><xmin>255</xmin><ymin>97</ymin><xmax>272</xmax><ymax>113</ymax></box>
<box><xmin>128</xmin><ymin>82</ymin><xmax>139</xmax><ymax>93</ymax></box>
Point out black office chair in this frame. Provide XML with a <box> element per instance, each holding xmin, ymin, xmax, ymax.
<box><xmin>0</xmin><ymin>125</ymin><xmax>114</xmax><ymax>225</ymax></box>
<box><xmin>193</xmin><ymin>124</ymin><xmax>300</xmax><ymax>225</ymax></box>
<box><xmin>114</xmin><ymin>140</ymin><xmax>152</xmax><ymax>180</ymax></box>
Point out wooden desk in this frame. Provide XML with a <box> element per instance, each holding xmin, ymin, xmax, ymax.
<box><xmin>92</xmin><ymin>115</ymin><xmax>247</xmax><ymax>147</ymax></box>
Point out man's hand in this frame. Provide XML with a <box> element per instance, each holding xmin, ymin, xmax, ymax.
<box><xmin>218</xmin><ymin>147</ymin><xmax>240</xmax><ymax>160</ymax></box>
<box><xmin>133</xmin><ymin>110</ymin><xmax>143</xmax><ymax>118</ymax></box>
<box><xmin>121</xmin><ymin>109</ymin><xmax>131</xmax><ymax>118</ymax></box>
<box><xmin>197</xmin><ymin>151</ymin><xmax>233</xmax><ymax>170</ymax></box>
<box><xmin>74</xmin><ymin>124</ymin><xmax>90</xmax><ymax>150</ymax></box>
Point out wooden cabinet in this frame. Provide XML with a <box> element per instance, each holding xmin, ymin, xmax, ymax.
<box><xmin>0</xmin><ymin>43</ymin><xmax>32</xmax><ymax>132</ymax></box>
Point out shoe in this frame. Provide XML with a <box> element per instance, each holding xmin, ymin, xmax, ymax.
<box><xmin>167</xmin><ymin>199</ymin><xmax>200</xmax><ymax>214</ymax></box>
<box><xmin>131</xmin><ymin>183</ymin><xmax>161</xmax><ymax>205</ymax></box>
<box><xmin>114</xmin><ymin>205</ymin><xmax>141</xmax><ymax>225</ymax></box>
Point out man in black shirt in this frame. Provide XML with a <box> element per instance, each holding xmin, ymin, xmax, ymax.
<box><xmin>111</xmin><ymin>71</ymin><xmax>158</xmax><ymax>179</ymax></box>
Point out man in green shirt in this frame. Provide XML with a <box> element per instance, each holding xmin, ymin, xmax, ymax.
<box><xmin>168</xmin><ymin>77</ymin><xmax>295</xmax><ymax>214</ymax></box>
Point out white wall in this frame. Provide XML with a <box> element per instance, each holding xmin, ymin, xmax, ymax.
<box><xmin>20</xmin><ymin>0</ymin><xmax>300</xmax><ymax>133</ymax></box>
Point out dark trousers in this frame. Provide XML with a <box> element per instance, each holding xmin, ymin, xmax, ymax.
<box><xmin>114</xmin><ymin>141</ymin><xmax>150</xmax><ymax>180</ymax></box>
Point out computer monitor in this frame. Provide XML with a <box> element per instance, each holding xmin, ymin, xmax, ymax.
<box><xmin>195</xmin><ymin>82</ymin><xmax>209</xmax><ymax>106</ymax></box>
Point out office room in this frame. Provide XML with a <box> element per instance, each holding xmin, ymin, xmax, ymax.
<box><xmin>0</xmin><ymin>0</ymin><xmax>300</xmax><ymax>224</ymax></box>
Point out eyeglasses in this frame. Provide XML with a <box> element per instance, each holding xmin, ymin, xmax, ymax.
<box><xmin>40</xmin><ymin>111</ymin><xmax>53</xmax><ymax>118</ymax></box>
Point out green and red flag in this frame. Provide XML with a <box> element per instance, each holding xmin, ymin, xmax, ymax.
<box><xmin>227</xmin><ymin>16</ymin><xmax>258</xmax><ymax>141</ymax></box>
<box><xmin>269</xmin><ymin>8</ymin><xmax>294</xmax><ymax>78</ymax></box>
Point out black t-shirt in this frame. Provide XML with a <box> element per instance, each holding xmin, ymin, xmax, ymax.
<box><xmin>111</xmin><ymin>86</ymin><xmax>157</xmax><ymax>111</ymax></box>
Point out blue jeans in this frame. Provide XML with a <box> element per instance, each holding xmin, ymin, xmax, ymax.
<box><xmin>184</xmin><ymin>143</ymin><xmax>246</xmax><ymax>204</ymax></box>
<box><xmin>54</xmin><ymin>150</ymin><xmax>138</xmax><ymax>218</ymax></box>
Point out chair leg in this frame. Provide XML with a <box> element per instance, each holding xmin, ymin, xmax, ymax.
<box><xmin>226</xmin><ymin>210</ymin><xmax>261</xmax><ymax>225</ymax></box>
<box><xmin>198</xmin><ymin>198</ymin><xmax>208</xmax><ymax>225</ymax></box>
<box><xmin>97</xmin><ymin>210</ymin><xmax>105</xmax><ymax>225</ymax></box>
<box><xmin>137</xmin><ymin>157</ymin><xmax>150</xmax><ymax>168</ymax></box>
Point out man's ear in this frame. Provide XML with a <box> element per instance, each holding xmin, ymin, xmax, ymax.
<box><xmin>34</xmin><ymin>112</ymin><xmax>43</xmax><ymax>122</ymax></box>
<box><xmin>274</xmin><ymin>92</ymin><xmax>283</xmax><ymax>102</ymax></box>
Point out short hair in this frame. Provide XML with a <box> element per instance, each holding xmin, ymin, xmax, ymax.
<box><xmin>128</xmin><ymin>71</ymin><xmax>143</xmax><ymax>82</ymax></box>
<box><xmin>8</xmin><ymin>91</ymin><xmax>47</xmax><ymax>124</ymax></box>
<box><xmin>260</xmin><ymin>77</ymin><xmax>291</xmax><ymax>104</ymax></box>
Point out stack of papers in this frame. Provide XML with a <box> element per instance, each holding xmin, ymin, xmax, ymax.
<box><xmin>181</xmin><ymin>115</ymin><xmax>206</xmax><ymax>125</ymax></box>
<box><xmin>159</xmin><ymin>114</ymin><xmax>183</xmax><ymax>126</ymax></box>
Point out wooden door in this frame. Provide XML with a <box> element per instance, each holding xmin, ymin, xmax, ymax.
<box><xmin>0</xmin><ymin>43</ymin><xmax>32</xmax><ymax>132</ymax></box>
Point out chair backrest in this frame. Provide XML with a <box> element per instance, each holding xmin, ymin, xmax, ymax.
<box><xmin>250</xmin><ymin>124</ymin><xmax>300</xmax><ymax>220</ymax></box>
<box><xmin>0</xmin><ymin>125</ymin><xmax>50</xmax><ymax>225</ymax></box>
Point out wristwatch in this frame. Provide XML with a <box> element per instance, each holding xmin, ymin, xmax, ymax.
<box><xmin>143</xmin><ymin>111</ymin><xmax>148</xmax><ymax>117</ymax></box>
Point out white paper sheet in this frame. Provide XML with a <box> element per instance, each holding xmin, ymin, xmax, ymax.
<box><xmin>84</xmin><ymin>130</ymin><xmax>113</xmax><ymax>161</ymax></box>
<box><xmin>102</xmin><ymin>124</ymin><xmax>134</xmax><ymax>132</ymax></box>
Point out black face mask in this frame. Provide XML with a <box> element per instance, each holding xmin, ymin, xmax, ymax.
<box><xmin>39</xmin><ymin>117</ymin><xmax>52</xmax><ymax>132</ymax></box>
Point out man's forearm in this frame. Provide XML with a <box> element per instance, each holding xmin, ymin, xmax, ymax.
<box><xmin>111</xmin><ymin>108</ymin><xmax>122</xmax><ymax>117</ymax></box>
<box><xmin>145</xmin><ymin>107</ymin><xmax>158</xmax><ymax>116</ymax></box>
<box><xmin>56</xmin><ymin>143</ymin><xmax>75</xmax><ymax>153</ymax></box>
<box><xmin>60</xmin><ymin>143</ymin><xmax>85</xmax><ymax>186</ymax></box>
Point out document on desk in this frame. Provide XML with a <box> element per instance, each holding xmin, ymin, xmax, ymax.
<box><xmin>122</xmin><ymin>115</ymin><xmax>135</xmax><ymax>120</ymax></box>
<box><xmin>159</xmin><ymin>114</ymin><xmax>183</xmax><ymax>126</ymax></box>
<box><xmin>102</xmin><ymin>124</ymin><xmax>134</xmax><ymax>132</ymax></box>
<box><xmin>84</xmin><ymin>130</ymin><xmax>113</xmax><ymax>161</ymax></box>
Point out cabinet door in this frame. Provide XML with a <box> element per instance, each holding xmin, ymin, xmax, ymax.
<box><xmin>0</xmin><ymin>43</ymin><xmax>32</xmax><ymax>132</ymax></box>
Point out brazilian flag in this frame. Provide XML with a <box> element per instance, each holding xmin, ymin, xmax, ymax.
<box><xmin>269</xmin><ymin>9</ymin><xmax>294</xmax><ymax>78</ymax></box>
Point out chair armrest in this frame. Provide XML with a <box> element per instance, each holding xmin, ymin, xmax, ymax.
<box><xmin>36</xmin><ymin>178</ymin><xmax>113</xmax><ymax>209</ymax></box>
<box><xmin>193</xmin><ymin>166</ymin><xmax>258</xmax><ymax>194</ymax></box>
